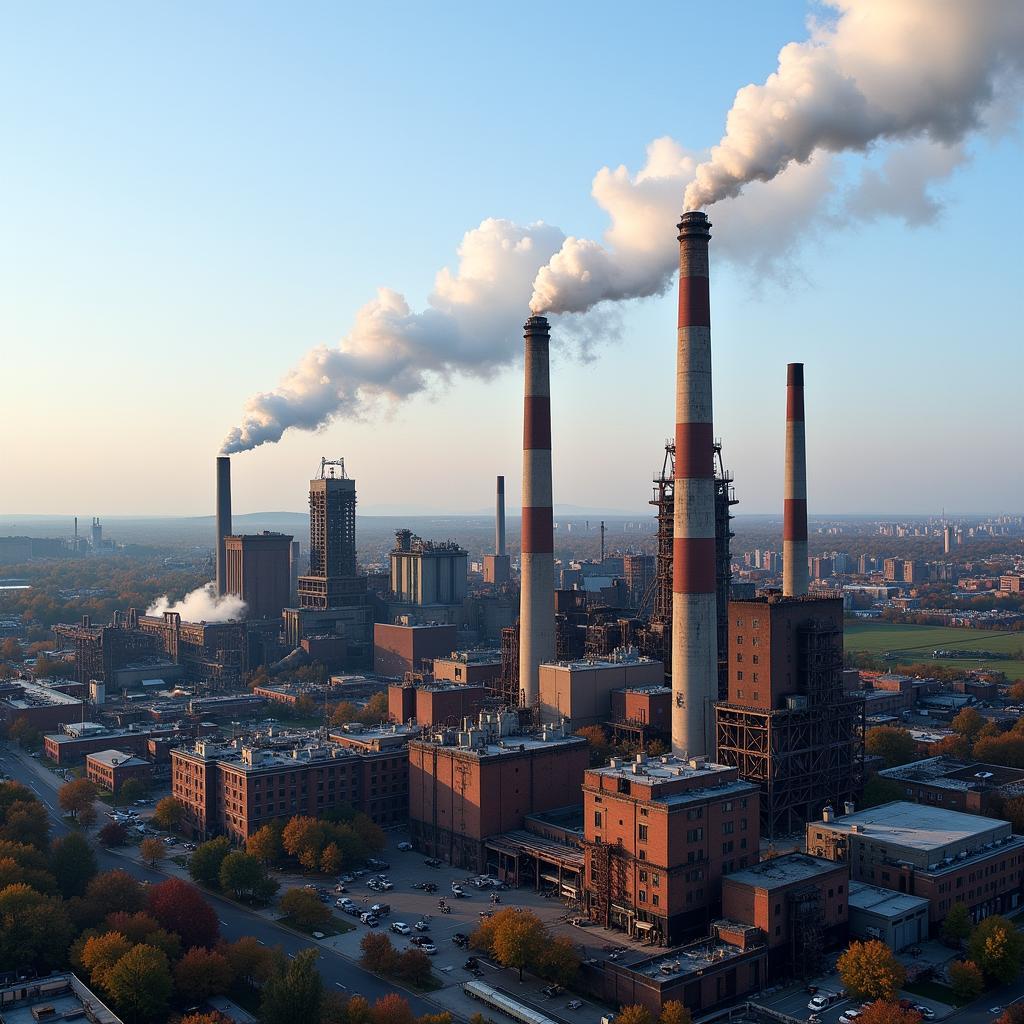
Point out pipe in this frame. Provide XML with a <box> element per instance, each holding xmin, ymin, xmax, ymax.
<box><xmin>519</xmin><ymin>315</ymin><xmax>555</xmax><ymax>708</ymax></box>
<box><xmin>215</xmin><ymin>455</ymin><xmax>232</xmax><ymax>596</ymax></box>
<box><xmin>783</xmin><ymin>362</ymin><xmax>809</xmax><ymax>597</ymax></box>
<box><xmin>671</xmin><ymin>211</ymin><xmax>717</xmax><ymax>759</ymax></box>
<box><xmin>496</xmin><ymin>475</ymin><xmax>506</xmax><ymax>556</ymax></box>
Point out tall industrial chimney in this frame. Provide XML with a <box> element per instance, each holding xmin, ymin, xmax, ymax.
<box><xmin>215</xmin><ymin>455</ymin><xmax>232</xmax><ymax>596</ymax></box>
<box><xmin>783</xmin><ymin>362</ymin><xmax>809</xmax><ymax>597</ymax></box>
<box><xmin>496</xmin><ymin>475</ymin><xmax>506</xmax><ymax>556</ymax></box>
<box><xmin>519</xmin><ymin>315</ymin><xmax>555</xmax><ymax>708</ymax></box>
<box><xmin>672</xmin><ymin>211</ymin><xmax>717</xmax><ymax>760</ymax></box>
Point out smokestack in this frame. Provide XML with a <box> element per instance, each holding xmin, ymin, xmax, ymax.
<box><xmin>783</xmin><ymin>363</ymin><xmax>809</xmax><ymax>597</ymax></box>
<box><xmin>496</xmin><ymin>475</ymin><xmax>506</xmax><ymax>556</ymax></box>
<box><xmin>519</xmin><ymin>315</ymin><xmax>555</xmax><ymax>708</ymax></box>
<box><xmin>671</xmin><ymin>211</ymin><xmax>717</xmax><ymax>760</ymax></box>
<box><xmin>215</xmin><ymin>456</ymin><xmax>232</xmax><ymax>596</ymax></box>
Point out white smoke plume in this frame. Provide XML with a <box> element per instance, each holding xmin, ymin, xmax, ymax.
<box><xmin>224</xmin><ymin>0</ymin><xmax>1023</xmax><ymax>451</ymax></box>
<box><xmin>146</xmin><ymin>582</ymin><xmax>247</xmax><ymax>623</ymax></box>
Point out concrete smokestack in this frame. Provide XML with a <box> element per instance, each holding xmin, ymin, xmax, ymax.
<box><xmin>783</xmin><ymin>362</ymin><xmax>809</xmax><ymax>597</ymax></box>
<box><xmin>215</xmin><ymin>456</ymin><xmax>232</xmax><ymax>596</ymax></box>
<box><xmin>671</xmin><ymin>211</ymin><xmax>717</xmax><ymax>760</ymax></box>
<box><xmin>496</xmin><ymin>475</ymin><xmax>506</xmax><ymax>556</ymax></box>
<box><xmin>519</xmin><ymin>315</ymin><xmax>555</xmax><ymax>708</ymax></box>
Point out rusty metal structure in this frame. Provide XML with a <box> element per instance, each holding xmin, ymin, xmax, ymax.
<box><xmin>585</xmin><ymin>838</ymin><xmax>629</xmax><ymax>931</ymax></box>
<box><xmin>715</xmin><ymin>604</ymin><xmax>865</xmax><ymax>839</ymax></box>
<box><xmin>638</xmin><ymin>438</ymin><xmax>735</xmax><ymax>698</ymax></box>
<box><xmin>53</xmin><ymin>608</ymin><xmax>163</xmax><ymax>685</ymax></box>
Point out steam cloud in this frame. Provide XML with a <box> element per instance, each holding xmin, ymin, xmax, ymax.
<box><xmin>147</xmin><ymin>582</ymin><xmax>247</xmax><ymax>623</ymax></box>
<box><xmin>223</xmin><ymin>0</ymin><xmax>1024</xmax><ymax>452</ymax></box>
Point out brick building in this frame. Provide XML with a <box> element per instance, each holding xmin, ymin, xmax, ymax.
<box><xmin>715</xmin><ymin>595</ymin><xmax>864</xmax><ymax>838</ymax></box>
<box><xmin>223</xmin><ymin>532</ymin><xmax>293</xmax><ymax>620</ymax></box>
<box><xmin>44</xmin><ymin>722</ymin><xmax>184</xmax><ymax>766</ymax></box>
<box><xmin>582</xmin><ymin>756</ymin><xmax>761</xmax><ymax>945</ymax></box>
<box><xmin>387</xmin><ymin>681</ymin><xmax>487</xmax><ymax>727</ymax></box>
<box><xmin>0</xmin><ymin>681</ymin><xmax>84</xmax><ymax>734</ymax></box>
<box><xmin>407</xmin><ymin>711</ymin><xmax>588</xmax><ymax>871</ymax></box>
<box><xmin>721</xmin><ymin>853</ymin><xmax>849</xmax><ymax>976</ymax></box>
<box><xmin>85</xmin><ymin>749</ymin><xmax>153</xmax><ymax>794</ymax></box>
<box><xmin>878</xmin><ymin>757</ymin><xmax>1024</xmax><ymax>816</ymax></box>
<box><xmin>432</xmin><ymin>650</ymin><xmax>502</xmax><ymax>686</ymax></box>
<box><xmin>609</xmin><ymin>686</ymin><xmax>671</xmax><ymax>750</ymax></box>
<box><xmin>539</xmin><ymin>655</ymin><xmax>664</xmax><ymax>728</ymax></box>
<box><xmin>374</xmin><ymin>622</ymin><xmax>458</xmax><ymax>677</ymax></box>
<box><xmin>172</xmin><ymin>735</ymin><xmax>408</xmax><ymax>842</ymax></box>
<box><xmin>806</xmin><ymin>801</ymin><xmax>1024</xmax><ymax>927</ymax></box>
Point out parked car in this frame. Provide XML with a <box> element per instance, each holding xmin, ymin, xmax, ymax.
<box><xmin>913</xmin><ymin>1007</ymin><xmax>934</xmax><ymax>1020</ymax></box>
<box><xmin>423</xmin><ymin>858</ymin><xmax>441</xmax><ymax>868</ymax></box>
<box><xmin>567</xmin><ymin>1001</ymin><xmax>583</xmax><ymax>1010</ymax></box>
<box><xmin>464</xmin><ymin>958</ymin><xmax>479</xmax><ymax>970</ymax></box>
<box><xmin>839</xmin><ymin>1011</ymin><xmax>862</xmax><ymax>1024</ymax></box>
<box><xmin>390</xmin><ymin>922</ymin><xmax>411</xmax><ymax>935</ymax></box>
<box><xmin>452</xmin><ymin>933</ymin><xmax>469</xmax><ymax>947</ymax></box>
<box><xmin>414</xmin><ymin>920</ymin><xmax>429</xmax><ymax>932</ymax></box>
<box><xmin>312</xmin><ymin>931</ymin><xmax>325</xmax><ymax>940</ymax></box>
<box><xmin>397</xmin><ymin>841</ymin><xmax>413</xmax><ymax>851</ymax></box>
<box><xmin>370</xmin><ymin>903</ymin><xmax>390</xmax><ymax>917</ymax></box>
<box><xmin>418</xmin><ymin>942</ymin><xmax>436</xmax><ymax>955</ymax></box>
<box><xmin>809</xmin><ymin>994</ymin><xmax>842</xmax><ymax>1012</ymax></box>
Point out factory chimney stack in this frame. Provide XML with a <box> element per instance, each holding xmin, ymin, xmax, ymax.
<box><xmin>519</xmin><ymin>315</ymin><xmax>555</xmax><ymax>708</ymax></box>
<box><xmin>783</xmin><ymin>363</ymin><xmax>809</xmax><ymax>597</ymax></box>
<box><xmin>671</xmin><ymin>211</ymin><xmax>717</xmax><ymax>759</ymax></box>
<box><xmin>496</xmin><ymin>475</ymin><xmax>506</xmax><ymax>556</ymax></box>
<box><xmin>215</xmin><ymin>455</ymin><xmax>233</xmax><ymax>596</ymax></box>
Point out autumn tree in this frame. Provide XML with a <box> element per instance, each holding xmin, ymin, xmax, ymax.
<box><xmin>837</xmin><ymin>939</ymin><xmax>906</xmax><ymax>1000</ymax></box>
<box><xmin>329</xmin><ymin>701</ymin><xmax>360</xmax><ymax>726</ymax></box>
<box><xmin>0</xmin><ymin>883</ymin><xmax>74</xmax><ymax>970</ymax></box>
<box><xmin>320</xmin><ymin>841</ymin><xmax>344</xmax><ymax>875</ymax></box>
<box><xmin>58</xmin><ymin>777</ymin><xmax>97</xmax><ymax>820</ymax></box>
<box><xmin>219</xmin><ymin>850</ymin><xmax>275</xmax><ymax>902</ymax></box>
<box><xmin>951</xmin><ymin>707</ymin><xmax>986</xmax><ymax>742</ymax></box>
<box><xmin>77</xmin><ymin>869</ymin><xmax>147</xmax><ymax>927</ymax></box>
<box><xmin>139</xmin><ymin>837</ymin><xmax>165</xmax><ymax>867</ymax></box>
<box><xmin>50</xmin><ymin>830</ymin><xmax>97</xmax><ymax>897</ymax></box>
<box><xmin>616</xmin><ymin>1006</ymin><xmax>655</xmax><ymax>1024</ymax></box>
<box><xmin>151</xmin><ymin>795</ymin><xmax>185</xmax><ymax>832</ymax></box>
<box><xmin>174</xmin><ymin>946</ymin><xmax>236</xmax><ymax>1002</ymax></box>
<box><xmin>968</xmin><ymin>914</ymin><xmax>1024</xmax><ymax>983</ymax></box>
<box><xmin>104</xmin><ymin>911</ymin><xmax>181</xmax><ymax>960</ymax></box>
<box><xmin>189</xmin><ymin>835</ymin><xmax>231</xmax><ymax>886</ymax></box>
<box><xmin>104</xmin><ymin>943</ymin><xmax>174</xmax><ymax>1023</ymax></box>
<box><xmin>1008</xmin><ymin>682</ymin><xmax>1024</xmax><ymax>702</ymax></box>
<box><xmin>659</xmin><ymin>1003</ymin><xmax>692</xmax><ymax>1024</ymax></box>
<box><xmin>345</xmin><ymin>995</ymin><xmax>373</xmax><ymax>1024</ymax></box>
<box><xmin>941</xmin><ymin>902</ymin><xmax>972</xmax><ymax>946</ymax></box>
<box><xmin>282</xmin><ymin>816</ymin><xmax>325</xmax><ymax>871</ymax></box>
<box><xmin>1001</xmin><ymin>795</ymin><xmax>1024</xmax><ymax>834</ymax></box>
<box><xmin>861</xmin><ymin>775</ymin><xmax>905</xmax><ymax>809</ymax></box>
<box><xmin>279</xmin><ymin>887</ymin><xmax>332</xmax><ymax>930</ymax></box>
<box><xmin>490</xmin><ymin>908</ymin><xmax>547</xmax><ymax>980</ymax></box>
<box><xmin>865</xmin><ymin>727</ymin><xmax>918</xmax><ymax>768</ymax></box>
<box><xmin>973</xmin><ymin>734</ymin><xmax>1024</xmax><ymax>769</ymax></box>
<box><xmin>247</xmin><ymin>822</ymin><xmax>283</xmax><ymax>865</ymax></box>
<box><xmin>949</xmin><ymin>959</ymin><xmax>985</xmax><ymax>1000</ymax></box>
<box><xmin>259</xmin><ymin>947</ymin><xmax>323</xmax><ymax>1024</ymax></box>
<box><xmin>394</xmin><ymin>947</ymin><xmax>432</xmax><ymax>987</ymax></box>
<box><xmin>0</xmin><ymin>797</ymin><xmax>50</xmax><ymax>848</ymax></box>
<box><xmin>538</xmin><ymin>933</ymin><xmax>580</xmax><ymax>985</ymax></box>
<box><xmin>224</xmin><ymin>934</ymin><xmax>283</xmax><ymax>986</ymax></box>
<box><xmin>180</xmin><ymin>1014</ymin><xmax>233</xmax><ymax>1024</ymax></box>
<box><xmin>371</xmin><ymin>992</ymin><xmax>415</xmax><ymax>1024</ymax></box>
<box><xmin>117</xmin><ymin>778</ymin><xmax>147</xmax><ymax>806</ymax></box>
<box><xmin>575</xmin><ymin>725</ymin><xmax>611</xmax><ymax>766</ymax></box>
<box><xmin>81</xmin><ymin>931</ymin><xmax>133</xmax><ymax>989</ymax></box>
<box><xmin>98</xmin><ymin>821</ymin><xmax>129</xmax><ymax>847</ymax></box>
<box><xmin>856</xmin><ymin>1001</ymin><xmax>922</xmax><ymax>1024</ymax></box>
<box><xmin>147</xmin><ymin>877</ymin><xmax>220</xmax><ymax>949</ymax></box>
<box><xmin>360</xmin><ymin>932</ymin><xmax>399</xmax><ymax>974</ymax></box>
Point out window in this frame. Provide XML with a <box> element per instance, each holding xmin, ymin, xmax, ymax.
<box><xmin>640</xmin><ymin>807</ymin><xmax>648</xmax><ymax>817</ymax></box>
<box><xmin>737</xmin><ymin>689</ymin><xmax>744</xmax><ymax>699</ymax></box>
<box><xmin>652</xmin><ymin>894</ymin><xmax>659</xmax><ymax>907</ymax></box>
<box><xmin>723</xmin><ymin>821</ymin><xmax>734</xmax><ymax>835</ymax></box>
<box><xmin>752</xmin><ymin>655</ymin><xmax>759</xmax><ymax>665</ymax></box>
<box><xmin>639</xmin><ymin>850</ymin><xmax>646</xmax><ymax>860</ymax></box>
<box><xmin>736</xmin><ymin>636</ymin><xmax>743</xmax><ymax>645</ymax></box>
<box><xmin>736</xmin><ymin>653</ymin><xmax>744</xmax><ymax>663</ymax></box>
<box><xmin>639</xmin><ymin>870</ymin><xmax>648</xmax><ymax>882</ymax></box>
<box><xmin>687</xmin><ymin>828</ymin><xmax>703</xmax><ymax>842</ymax></box>
<box><xmin>652</xmin><ymin>874</ymin><xmax>660</xmax><ymax>887</ymax></box>
<box><xmin>638</xmin><ymin>890</ymin><xmax>647</xmax><ymax>903</ymax></box>
<box><xmin>594</xmin><ymin>811</ymin><xmax>602</xmax><ymax>828</ymax></box>
<box><xmin>752</xmin><ymin>618</ymin><xmax>760</xmax><ymax>627</ymax></box>
<box><xmin>752</xmin><ymin>673</ymin><xmax>759</xmax><ymax>683</ymax></box>
<box><xmin>639</xmin><ymin>824</ymin><xmax>649</xmax><ymax>842</ymax></box>
<box><xmin>737</xmin><ymin>671</ymin><xmax>744</xmax><ymax>681</ymax></box>
<box><xmin>723</xmin><ymin>802</ymin><xmax>733</xmax><ymax>812</ymax></box>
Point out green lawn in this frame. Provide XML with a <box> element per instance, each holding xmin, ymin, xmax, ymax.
<box><xmin>904</xmin><ymin>979</ymin><xmax>968</xmax><ymax>1007</ymax></box>
<box><xmin>845</xmin><ymin>622</ymin><xmax>1024</xmax><ymax>680</ymax></box>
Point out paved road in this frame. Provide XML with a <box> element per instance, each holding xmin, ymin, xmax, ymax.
<box><xmin>0</xmin><ymin>744</ymin><xmax>439</xmax><ymax>1016</ymax></box>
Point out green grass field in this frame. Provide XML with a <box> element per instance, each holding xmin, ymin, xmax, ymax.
<box><xmin>844</xmin><ymin>621</ymin><xmax>1024</xmax><ymax>681</ymax></box>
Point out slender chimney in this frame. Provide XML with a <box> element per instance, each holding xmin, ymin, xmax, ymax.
<box><xmin>783</xmin><ymin>362</ymin><xmax>809</xmax><ymax>597</ymax></box>
<box><xmin>215</xmin><ymin>455</ymin><xmax>232</xmax><ymax>596</ymax></box>
<box><xmin>672</xmin><ymin>211</ymin><xmax>717</xmax><ymax>759</ymax></box>
<box><xmin>519</xmin><ymin>315</ymin><xmax>555</xmax><ymax>707</ymax></box>
<box><xmin>496</xmin><ymin>475</ymin><xmax>506</xmax><ymax>556</ymax></box>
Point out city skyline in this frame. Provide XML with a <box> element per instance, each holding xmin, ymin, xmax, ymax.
<box><xmin>4</xmin><ymin>1</ymin><xmax>1022</xmax><ymax>517</ymax></box>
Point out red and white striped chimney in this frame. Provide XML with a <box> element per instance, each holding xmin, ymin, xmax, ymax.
<box><xmin>672</xmin><ymin>211</ymin><xmax>717</xmax><ymax>759</ymax></box>
<box><xmin>519</xmin><ymin>315</ymin><xmax>555</xmax><ymax>708</ymax></box>
<box><xmin>783</xmin><ymin>362</ymin><xmax>809</xmax><ymax>596</ymax></box>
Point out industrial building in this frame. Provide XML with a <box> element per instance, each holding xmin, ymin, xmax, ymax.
<box><xmin>433</xmin><ymin>649</ymin><xmax>502</xmax><ymax>685</ymax></box>
<box><xmin>0</xmin><ymin>679</ymin><xmax>84</xmax><ymax>733</ymax></box>
<box><xmin>721</xmin><ymin>853</ymin><xmax>849</xmax><ymax>977</ymax></box>
<box><xmin>538</xmin><ymin>652</ymin><xmax>664</xmax><ymax>727</ymax></box>
<box><xmin>806</xmin><ymin>801</ymin><xmax>1024</xmax><ymax>927</ymax></box>
<box><xmin>374</xmin><ymin>621</ymin><xmax>458</xmax><ymax>677</ymax></box>
<box><xmin>388</xmin><ymin>529</ymin><xmax>468</xmax><ymax>620</ymax></box>
<box><xmin>283</xmin><ymin>459</ymin><xmax>372</xmax><ymax>663</ymax></box>
<box><xmin>53</xmin><ymin>609</ymin><xmax>166</xmax><ymax>686</ymax></box>
<box><xmin>407</xmin><ymin>710</ymin><xmax>588</xmax><ymax>871</ymax></box>
<box><xmin>847</xmin><ymin>881</ymin><xmax>930</xmax><ymax>951</ymax></box>
<box><xmin>0</xmin><ymin>973</ymin><xmax>122</xmax><ymax>1024</ymax></box>
<box><xmin>582</xmin><ymin>754</ymin><xmax>760</xmax><ymax>945</ymax></box>
<box><xmin>138</xmin><ymin>611</ymin><xmax>246</xmax><ymax>690</ymax></box>
<box><xmin>388</xmin><ymin>680</ymin><xmax>488</xmax><ymax>727</ymax></box>
<box><xmin>609</xmin><ymin>685</ymin><xmax>672</xmax><ymax>749</ymax></box>
<box><xmin>171</xmin><ymin>731</ymin><xmax>409</xmax><ymax>841</ymax></box>
<box><xmin>223</xmin><ymin>531</ymin><xmax>293</xmax><ymax>620</ymax></box>
<box><xmin>877</xmin><ymin>756</ymin><xmax>1024</xmax><ymax>816</ymax></box>
<box><xmin>715</xmin><ymin>594</ymin><xmax>864</xmax><ymax>838</ymax></box>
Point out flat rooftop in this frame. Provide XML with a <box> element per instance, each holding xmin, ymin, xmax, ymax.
<box><xmin>813</xmin><ymin>800</ymin><xmax>1009</xmax><ymax>850</ymax></box>
<box><xmin>627</xmin><ymin>931</ymin><xmax>757</xmax><ymax>980</ymax></box>
<box><xmin>880</xmin><ymin>757</ymin><xmax>1024</xmax><ymax>790</ymax></box>
<box><xmin>544</xmin><ymin>656</ymin><xmax>661</xmax><ymax>672</ymax></box>
<box><xmin>589</xmin><ymin>754</ymin><xmax>735</xmax><ymax>785</ymax></box>
<box><xmin>0</xmin><ymin>973</ymin><xmax>121</xmax><ymax>1024</ymax></box>
<box><xmin>2</xmin><ymin>681</ymin><xmax>81</xmax><ymax>708</ymax></box>
<box><xmin>848</xmin><ymin>881</ymin><xmax>929</xmax><ymax>918</ymax></box>
<box><xmin>87</xmin><ymin>749</ymin><xmax>149</xmax><ymax>769</ymax></box>
<box><xmin>724</xmin><ymin>853</ymin><xmax>843</xmax><ymax>890</ymax></box>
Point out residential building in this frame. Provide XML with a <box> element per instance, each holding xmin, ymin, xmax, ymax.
<box><xmin>85</xmin><ymin>749</ymin><xmax>153</xmax><ymax>793</ymax></box>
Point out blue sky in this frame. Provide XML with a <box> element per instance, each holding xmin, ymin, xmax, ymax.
<box><xmin>2</xmin><ymin>1</ymin><xmax>1021</xmax><ymax>518</ymax></box>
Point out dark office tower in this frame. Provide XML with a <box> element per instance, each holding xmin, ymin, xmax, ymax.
<box><xmin>297</xmin><ymin>459</ymin><xmax>360</xmax><ymax>609</ymax></box>
<box><xmin>215</xmin><ymin>456</ymin><xmax>232</xmax><ymax>596</ymax></box>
